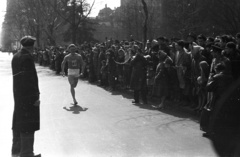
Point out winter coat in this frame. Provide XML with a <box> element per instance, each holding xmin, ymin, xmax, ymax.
<box><xmin>224</xmin><ymin>50</ymin><xmax>240</xmax><ymax>80</ymax></box>
<box><xmin>130</xmin><ymin>54</ymin><xmax>148</xmax><ymax>90</ymax></box>
<box><xmin>12</xmin><ymin>48</ymin><xmax>40</xmax><ymax>132</ymax></box>
<box><xmin>154</xmin><ymin>62</ymin><xmax>169</xmax><ymax>97</ymax></box>
<box><xmin>175</xmin><ymin>50</ymin><xmax>192</xmax><ymax>89</ymax></box>
<box><xmin>206</xmin><ymin>72</ymin><xmax>233</xmax><ymax>110</ymax></box>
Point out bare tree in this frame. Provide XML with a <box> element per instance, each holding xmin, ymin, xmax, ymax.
<box><xmin>49</xmin><ymin>0</ymin><xmax>95</xmax><ymax>44</ymax></box>
<box><xmin>141</xmin><ymin>0</ymin><xmax>148</xmax><ymax>48</ymax></box>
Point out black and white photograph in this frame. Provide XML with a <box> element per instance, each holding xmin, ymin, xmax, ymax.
<box><xmin>0</xmin><ymin>0</ymin><xmax>240</xmax><ymax>157</ymax></box>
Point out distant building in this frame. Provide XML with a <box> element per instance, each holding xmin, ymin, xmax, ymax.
<box><xmin>93</xmin><ymin>4</ymin><xmax>127</xmax><ymax>42</ymax></box>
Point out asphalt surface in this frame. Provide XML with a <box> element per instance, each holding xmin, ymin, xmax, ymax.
<box><xmin>0</xmin><ymin>52</ymin><xmax>218</xmax><ymax>157</ymax></box>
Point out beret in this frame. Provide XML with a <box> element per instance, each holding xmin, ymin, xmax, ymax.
<box><xmin>20</xmin><ymin>36</ymin><xmax>36</xmax><ymax>47</ymax></box>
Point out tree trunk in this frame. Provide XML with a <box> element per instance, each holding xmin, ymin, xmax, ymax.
<box><xmin>141</xmin><ymin>0</ymin><xmax>148</xmax><ymax>49</ymax></box>
<box><xmin>72</xmin><ymin>0</ymin><xmax>76</xmax><ymax>44</ymax></box>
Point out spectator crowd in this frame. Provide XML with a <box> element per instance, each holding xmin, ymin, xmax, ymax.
<box><xmin>31</xmin><ymin>32</ymin><xmax>240</xmax><ymax>129</ymax></box>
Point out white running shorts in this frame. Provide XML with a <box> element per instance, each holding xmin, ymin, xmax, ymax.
<box><xmin>68</xmin><ymin>69</ymin><xmax>80</xmax><ymax>77</ymax></box>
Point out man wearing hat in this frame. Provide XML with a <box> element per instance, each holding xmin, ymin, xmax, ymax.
<box><xmin>210</xmin><ymin>43</ymin><xmax>231</xmax><ymax>77</ymax></box>
<box><xmin>157</xmin><ymin>36</ymin><xmax>170</xmax><ymax>56</ymax></box>
<box><xmin>236</xmin><ymin>32</ymin><xmax>240</xmax><ymax>51</ymax></box>
<box><xmin>130</xmin><ymin>45</ymin><xmax>148</xmax><ymax>105</ymax></box>
<box><xmin>224</xmin><ymin>42</ymin><xmax>240</xmax><ymax>80</ymax></box>
<box><xmin>187</xmin><ymin>32</ymin><xmax>197</xmax><ymax>43</ymax></box>
<box><xmin>11</xmin><ymin>36</ymin><xmax>41</xmax><ymax>157</ymax></box>
<box><xmin>203</xmin><ymin>63</ymin><xmax>233</xmax><ymax>138</ymax></box>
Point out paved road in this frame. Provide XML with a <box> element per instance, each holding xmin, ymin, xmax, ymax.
<box><xmin>0</xmin><ymin>52</ymin><xmax>218</xmax><ymax>157</ymax></box>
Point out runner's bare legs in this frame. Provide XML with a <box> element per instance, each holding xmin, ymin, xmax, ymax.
<box><xmin>69</xmin><ymin>77</ymin><xmax>78</xmax><ymax>105</ymax></box>
<box><xmin>71</xmin><ymin>86</ymin><xmax>77</xmax><ymax>104</ymax></box>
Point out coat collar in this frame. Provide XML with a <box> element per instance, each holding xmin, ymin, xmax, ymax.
<box><xmin>21</xmin><ymin>47</ymin><xmax>32</xmax><ymax>54</ymax></box>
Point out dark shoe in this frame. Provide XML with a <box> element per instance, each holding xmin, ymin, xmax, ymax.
<box><xmin>194</xmin><ymin>107</ymin><xmax>200</xmax><ymax>112</ymax></box>
<box><xmin>202</xmin><ymin>132</ymin><xmax>214</xmax><ymax>139</ymax></box>
<box><xmin>197</xmin><ymin>109</ymin><xmax>202</xmax><ymax>114</ymax></box>
<box><xmin>132</xmin><ymin>100</ymin><xmax>139</xmax><ymax>104</ymax></box>
<box><xmin>143</xmin><ymin>101</ymin><xmax>148</xmax><ymax>105</ymax></box>
<box><xmin>158</xmin><ymin>106</ymin><xmax>165</xmax><ymax>110</ymax></box>
<box><xmin>17</xmin><ymin>154</ymin><xmax>41</xmax><ymax>157</ymax></box>
<box><xmin>152</xmin><ymin>104</ymin><xmax>164</xmax><ymax>109</ymax></box>
<box><xmin>190</xmin><ymin>104</ymin><xmax>198</xmax><ymax>109</ymax></box>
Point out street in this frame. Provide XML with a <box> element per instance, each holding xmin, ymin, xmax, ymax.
<box><xmin>0</xmin><ymin>52</ymin><xmax>218</xmax><ymax>157</ymax></box>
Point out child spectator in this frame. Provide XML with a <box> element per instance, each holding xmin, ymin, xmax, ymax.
<box><xmin>195</xmin><ymin>61</ymin><xmax>210</xmax><ymax>113</ymax></box>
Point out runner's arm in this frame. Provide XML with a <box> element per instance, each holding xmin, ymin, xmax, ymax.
<box><xmin>61</xmin><ymin>56</ymin><xmax>68</xmax><ymax>74</ymax></box>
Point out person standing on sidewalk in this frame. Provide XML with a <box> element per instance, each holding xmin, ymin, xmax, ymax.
<box><xmin>11</xmin><ymin>36</ymin><xmax>41</xmax><ymax>157</ymax></box>
<box><xmin>61</xmin><ymin>44</ymin><xmax>84</xmax><ymax>105</ymax></box>
<box><xmin>130</xmin><ymin>45</ymin><xmax>148</xmax><ymax>105</ymax></box>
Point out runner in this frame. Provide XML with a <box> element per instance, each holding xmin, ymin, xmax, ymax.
<box><xmin>61</xmin><ymin>44</ymin><xmax>84</xmax><ymax>106</ymax></box>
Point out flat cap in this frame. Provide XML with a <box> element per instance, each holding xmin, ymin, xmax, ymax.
<box><xmin>20</xmin><ymin>36</ymin><xmax>36</xmax><ymax>47</ymax></box>
<box><xmin>67</xmin><ymin>44</ymin><xmax>77</xmax><ymax>50</ymax></box>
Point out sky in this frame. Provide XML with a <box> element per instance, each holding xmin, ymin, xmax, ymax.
<box><xmin>0</xmin><ymin>0</ymin><xmax>6</xmax><ymax>23</ymax></box>
<box><xmin>0</xmin><ymin>0</ymin><xmax>7</xmax><ymax>46</ymax></box>
<box><xmin>88</xmin><ymin>0</ymin><xmax>120</xmax><ymax>17</ymax></box>
<box><xmin>0</xmin><ymin>0</ymin><xmax>120</xmax><ymax>24</ymax></box>
<box><xmin>0</xmin><ymin>0</ymin><xmax>120</xmax><ymax>26</ymax></box>
<box><xmin>0</xmin><ymin>0</ymin><xmax>120</xmax><ymax>45</ymax></box>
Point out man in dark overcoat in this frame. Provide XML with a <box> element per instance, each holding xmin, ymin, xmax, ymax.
<box><xmin>202</xmin><ymin>63</ymin><xmax>233</xmax><ymax>138</ymax></box>
<box><xmin>11</xmin><ymin>36</ymin><xmax>41</xmax><ymax>157</ymax></box>
<box><xmin>130</xmin><ymin>45</ymin><xmax>148</xmax><ymax>104</ymax></box>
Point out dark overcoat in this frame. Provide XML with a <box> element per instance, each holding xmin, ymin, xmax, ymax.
<box><xmin>12</xmin><ymin>48</ymin><xmax>40</xmax><ymax>132</ymax></box>
<box><xmin>130</xmin><ymin>54</ymin><xmax>148</xmax><ymax>90</ymax></box>
<box><xmin>154</xmin><ymin>62</ymin><xmax>169</xmax><ymax>97</ymax></box>
<box><xmin>206</xmin><ymin>72</ymin><xmax>233</xmax><ymax>110</ymax></box>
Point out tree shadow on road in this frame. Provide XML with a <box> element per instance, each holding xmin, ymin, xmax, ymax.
<box><xmin>63</xmin><ymin>105</ymin><xmax>88</xmax><ymax>114</ymax></box>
